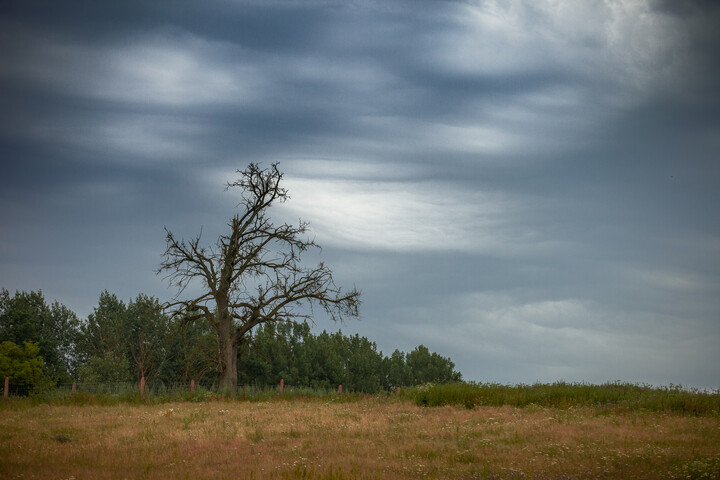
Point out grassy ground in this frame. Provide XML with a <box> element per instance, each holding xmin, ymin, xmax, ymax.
<box><xmin>1</xmin><ymin>396</ymin><xmax>719</xmax><ymax>480</ymax></box>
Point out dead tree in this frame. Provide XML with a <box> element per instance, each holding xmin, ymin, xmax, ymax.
<box><xmin>158</xmin><ymin>163</ymin><xmax>360</xmax><ymax>390</ymax></box>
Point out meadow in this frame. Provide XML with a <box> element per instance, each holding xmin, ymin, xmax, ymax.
<box><xmin>1</xmin><ymin>384</ymin><xmax>719</xmax><ymax>480</ymax></box>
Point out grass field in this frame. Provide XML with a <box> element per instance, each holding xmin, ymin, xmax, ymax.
<box><xmin>1</xmin><ymin>391</ymin><xmax>719</xmax><ymax>480</ymax></box>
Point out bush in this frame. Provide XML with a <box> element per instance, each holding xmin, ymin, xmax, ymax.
<box><xmin>0</xmin><ymin>341</ymin><xmax>54</xmax><ymax>394</ymax></box>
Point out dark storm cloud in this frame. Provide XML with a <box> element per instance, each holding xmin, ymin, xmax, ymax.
<box><xmin>1</xmin><ymin>0</ymin><xmax>718</xmax><ymax>387</ymax></box>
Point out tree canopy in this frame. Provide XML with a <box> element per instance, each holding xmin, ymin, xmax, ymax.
<box><xmin>0</xmin><ymin>289</ymin><xmax>80</xmax><ymax>383</ymax></box>
<box><xmin>0</xmin><ymin>341</ymin><xmax>52</xmax><ymax>393</ymax></box>
<box><xmin>240</xmin><ymin>320</ymin><xmax>461</xmax><ymax>392</ymax></box>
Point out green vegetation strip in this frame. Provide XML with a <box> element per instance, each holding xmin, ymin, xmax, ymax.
<box><xmin>404</xmin><ymin>381</ymin><xmax>720</xmax><ymax>415</ymax></box>
<box><xmin>1</xmin><ymin>384</ymin><xmax>380</xmax><ymax>408</ymax></box>
<box><xmin>4</xmin><ymin>381</ymin><xmax>719</xmax><ymax>416</ymax></box>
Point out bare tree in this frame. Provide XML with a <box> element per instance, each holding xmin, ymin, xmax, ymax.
<box><xmin>158</xmin><ymin>163</ymin><xmax>360</xmax><ymax>390</ymax></box>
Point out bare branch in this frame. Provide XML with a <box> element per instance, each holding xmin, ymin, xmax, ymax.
<box><xmin>157</xmin><ymin>163</ymin><xmax>361</xmax><ymax>389</ymax></box>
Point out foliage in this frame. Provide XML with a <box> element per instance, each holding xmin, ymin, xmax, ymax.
<box><xmin>126</xmin><ymin>293</ymin><xmax>169</xmax><ymax>380</ymax></box>
<box><xmin>160</xmin><ymin>315</ymin><xmax>218</xmax><ymax>385</ymax></box>
<box><xmin>385</xmin><ymin>349</ymin><xmax>411</xmax><ymax>388</ymax></box>
<box><xmin>2</xmin><ymin>285</ymin><xmax>459</xmax><ymax>393</ymax></box>
<box><xmin>405</xmin><ymin>345</ymin><xmax>462</xmax><ymax>385</ymax></box>
<box><xmin>78</xmin><ymin>291</ymin><xmax>177</xmax><ymax>385</ymax></box>
<box><xmin>0</xmin><ymin>289</ymin><xmax>80</xmax><ymax>382</ymax></box>
<box><xmin>407</xmin><ymin>381</ymin><xmax>720</xmax><ymax>414</ymax></box>
<box><xmin>0</xmin><ymin>341</ymin><xmax>53</xmax><ymax>392</ymax></box>
<box><xmin>79</xmin><ymin>291</ymin><xmax>133</xmax><ymax>382</ymax></box>
<box><xmin>239</xmin><ymin>320</ymin><xmax>461</xmax><ymax>392</ymax></box>
<box><xmin>76</xmin><ymin>352</ymin><xmax>131</xmax><ymax>384</ymax></box>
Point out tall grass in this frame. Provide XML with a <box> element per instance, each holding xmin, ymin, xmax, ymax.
<box><xmin>406</xmin><ymin>381</ymin><xmax>720</xmax><ymax>415</ymax></box>
<box><xmin>5</xmin><ymin>381</ymin><xmax>718</xmax><ymax>415</ymax></box>
<box><xmin>1</xmin><ymin>382</ymin><xmax>369</xmax><ymax>409</ymax></box>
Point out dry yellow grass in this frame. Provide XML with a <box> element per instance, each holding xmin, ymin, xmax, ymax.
<box><xmin>1</xmin><ymin>397</ymin><xmax>718</xmax><ymax>479</ymax></box>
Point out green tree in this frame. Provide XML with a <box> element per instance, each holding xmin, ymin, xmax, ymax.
<box><xmin>233</xmin><ymin>319</ymin><xmax>463</xmax><ymax>393</ymax></box>
<box><xmin>237</xmin><ymin>322</ymin><xmax>277</xmax><ymax>386</ymax></box>
<box><xmin>286</xmin><ymin>321</ymin><xmax>312</xmax><ymax>386</ymax></box>
<box><xmin>344</xmin><ymin>334</ymin><xmax>384</xmax><ymax>393</ymax></box>
<box><xmin>406</xmin><ymin>345</ymin><xmax>462</xmax><ymax>385</ymax></box>
<box><xmin>80</xmin><ymin>291</ymin><xmax>127</xmax><ymax>361</ymax></box>
<box><xmin>126</xmin><ymin>294</ymin><xmax>169</xmax><ymax>381</ymax></box>
<box><xmin>160</xmin><ymin>316</ymin><xmax>218</xmax><ymax>385</ymax></box>
<box><xmin>238</xmin><ymin>321</ymin><xmax>302</xmax><ymax>386</ymax></box>
<box><xmin>385</xmin><ymin>349</ymin><xmax>411</xmax><ymax>389</ymax></box>
<box><xmin>308</xmin><ymin>331</ymin><xmax>346</xmax><ymax>390</ymax></box>
<box><xmin>0</xmin><ymin>289</ymin><xmax>80</xmax><ymax>383</ymax></box>
<box><xmin>49</xmin><ymin>301</ymin><xmax>82</xmax><ymax>379</ymax></box>
<box><xmin>78</xmin><ymin>291</ymin><xmax>132</xmax><ymax>383</ymax></box>
<box><xmin>76</xmin><ymin>352</ymin><xmax>130</xmax><ymax>384</ymax></box>
<box><xmin>0</xmin><ymin>341</ymin><xmax>53</xmax><ymax>392</ymax></box>
<box><xmin>78</xmin><ymin>291</ymin><xmax>174</xmax><ymax>384</ymax></box>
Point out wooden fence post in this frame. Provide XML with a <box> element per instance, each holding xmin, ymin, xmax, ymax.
<box><xmin>72</xmin><ymin>382</ymin><xmax>76</xmax><ymax>394</ymax></box>
<box><xmin>4</xmin><ymin>377</ymin><xmax>8</xmax><ymax>399</ymax></box>
<box><xmin>190</xmin><ymin>379</ymin><xmax>195</xmax><ymax>394</ymax></box>
<box><xmin>140</xmin><ymin>376</ymin><xmax>145</xmax><ymax>399</ymax></box>
<box><xmin>338</xmin><ymin>384</ymin><xmax>342</xmax><ymax>394</ymax></box>
<box><xmin>280</xmin><ymin>378</ymin><xmax>284</xmax><ymax>394</ymax></box>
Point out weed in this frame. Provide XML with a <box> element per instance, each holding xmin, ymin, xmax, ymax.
<box><xmin>247</xmin><ymin>427</ymin><xmax>265</xmax><ymax>443</ymax></box>
<box><xmin>52</xmin><ymin>432</ymin><xmax>73</xmax><ymax>443</ymax></box>
<box><xmin>455</xmin><ymin>450</ymin><xmax>479</xmax><ymax>464</ymax></box>
<box><xmin>672</xmin><ymin>456</ymin><xmax>720</xmax><ymax>480</ymax></box>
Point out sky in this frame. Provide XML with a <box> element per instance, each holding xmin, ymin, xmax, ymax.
<box><xmin>1</xmin><ymin>0</ymin><xmax>719</xmax><ymax>389</ymax></box>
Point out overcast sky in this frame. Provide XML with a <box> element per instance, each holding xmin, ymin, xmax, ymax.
<box><xmin>1</xmin><ymin>0</ymin><xmax>719</xmax><ymax>389</ymax></box>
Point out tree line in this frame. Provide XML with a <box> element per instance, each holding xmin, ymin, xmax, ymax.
<box><xmin>2</xmin><ymin>163</ymin><xmax>462</xmax><ymax>395</ymax></box>
<box><xmin>0</xmin><ymin>288</ymin><xmax>461</xmax><ymax>393</ymax></box>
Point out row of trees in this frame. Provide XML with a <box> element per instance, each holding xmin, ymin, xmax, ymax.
<box><xmin>0</xmin><ymin>288</ymin><xmax>461</xmax><ymax>393</ymax></box>
<box><xmin>2</xmin><ymin>163</ymin><xmax>461</xmax><ymax>394</ymax></box>
<box><xmin>241</xmin><ymin>321</ymin><xmax>461</xmax><ymax>392</ymax></box>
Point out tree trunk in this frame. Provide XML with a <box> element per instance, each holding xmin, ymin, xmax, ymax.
<box><xmin>217</xmin><ymin>302</ymin><xmax>238</xmax><ymax>391</ymax></box>
<box><xmin>219</xmin><ymin>339</ymin><xmax>238</xmax><ymax>391</ymax></box>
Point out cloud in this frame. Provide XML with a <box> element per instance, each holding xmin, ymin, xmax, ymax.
<box><xmin>1</xmin><ymin>26</ymin><xmax>264</xmax><ymax>109</ymax></box>
<box><xmin>21</xmin><ymin>113</ymin><xmax>211</xmax><ymax>165</ymax></box>
<box><xmin>381</xmin><ymin>290</ymin><xmax>720</xmax><ymax>387</ymax></box>
<box><xmin>625</xmin><ymin>266</ymin><xmax>716</xmax><ymax>294</ymax></box>
<box><xmin>406</xmin><ymin>0</ymin><xmax>698</xmax><ymax>141</ymax></box>
<box><xmin>277</xmin><ymin>175</ymin><xmax>534</xmax><ymax>254</ymax></box>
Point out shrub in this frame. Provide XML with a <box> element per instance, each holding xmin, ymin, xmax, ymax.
<box><xmin>0</xmin><ymin>341</ymin><xmax>53</xmax><ymax>394</ymax></box>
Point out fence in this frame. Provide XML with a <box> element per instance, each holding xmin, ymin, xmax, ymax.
<box><xmin>2</xmin><ymin>377</ymin><xmax>346</xmax><ymax>400</ymax></box>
